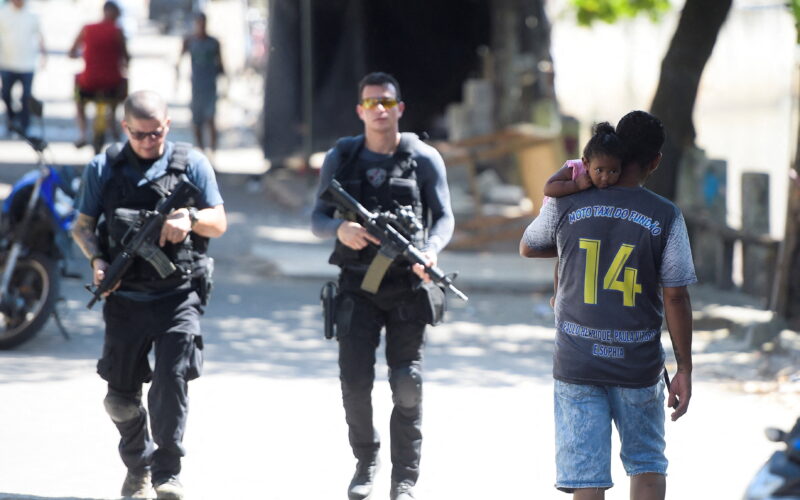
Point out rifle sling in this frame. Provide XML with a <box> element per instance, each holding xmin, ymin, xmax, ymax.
<box><xmin>360</xmin><ymin>252</ymin><xmax>394</xmax><ymax>294</ymax></box>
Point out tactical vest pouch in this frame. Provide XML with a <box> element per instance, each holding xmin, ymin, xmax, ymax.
<box><xmin>389</xmin><ymin>177</ymin><xmax>420</xmax><ymax>207</ymax></box>
<box><xmin>416</xmin><ymin>281</ymin><xmax>446</xmax><ymax>326</ymax></box>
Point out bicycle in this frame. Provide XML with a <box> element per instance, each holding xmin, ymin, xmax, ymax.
<box><xmin>89</xmin><ymin>92</ymin><xmax>120</xmax><ymax>154</ymax></box>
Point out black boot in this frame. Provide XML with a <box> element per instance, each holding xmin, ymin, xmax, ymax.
<box><xmin>348</xmin><ymin>456</ymin><xmax>380</xmax><ymax>500</ymax></box>
<box><xmin>390</xmin><ymin>479</ymin><xmax>416</xmax><ymax>500</ymax></box>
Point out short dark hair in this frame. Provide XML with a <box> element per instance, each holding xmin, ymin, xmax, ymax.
<box><xmin>357</xmin><ymin>72</ymin><xmax>402</xmax><ymax>102</ymax></box>
<box><xmin>124</xmin><ymin>90</ymin><xmax>168</xmax><ymax>121</ymax></box>
<box><xmin>615</xmin><ymin>110</ymin><xmax>665</xmax><ymax>167</ymax></box>
<box><xmin>583</xmin><ymin>121</ymin><xmax>625</xmax><ymax>161</ymax></box>
<box><xmin>103</xmin><ymin>1</ymin><xmax>121</xmax><ymax>17</ymax></box>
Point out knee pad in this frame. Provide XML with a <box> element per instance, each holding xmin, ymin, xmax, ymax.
<box><xmin>103</xmin><ymin>392</ymin><xmax>142</xmax><ymax>423</ymax></box>
<box><xmin>389</xmin><ymin>365</ymin><xmax>422</xmax><ymax>408</ymax></box>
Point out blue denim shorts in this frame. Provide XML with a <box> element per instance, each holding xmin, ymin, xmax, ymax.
<box><xmin>554</xmin><ymin>378</ymin><xmax>668</xmax><ymax>492</ymax></box>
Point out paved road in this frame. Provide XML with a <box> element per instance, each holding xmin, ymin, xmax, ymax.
<box><xmin>0</xmin><ymin>171</ymin><xmax>796</xmax><ymax>500</ymax></box>
<box><xmin>0</xmin><ymin>271</ymin><xmax>798</xmax><ymax>500</ymax></box>
<box><xmin>0</xmin><ymin>1</ymin><xmax>798</xmax><ymax>499</ymax></box>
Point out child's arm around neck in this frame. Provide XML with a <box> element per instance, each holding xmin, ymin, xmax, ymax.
<box><xmin>543</xmin><ymin>159</ymin><xmax>592</xmax><ymax>198</ymax></box>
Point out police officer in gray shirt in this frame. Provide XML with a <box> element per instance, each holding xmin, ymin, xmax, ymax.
<box><xmin>311</xmin><ymin>72</ymin><xmax>454</xmax><ymax>500</ymax></box>
<box><xmin>520</xmin><ymin>111</ymin><xmax>695</xmax><ymax>500</ymax></box>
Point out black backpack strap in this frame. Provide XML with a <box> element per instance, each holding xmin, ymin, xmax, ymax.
<box><xmin>104</xmin><ymin>141</ymin><xmax>126</xmax><ymax>169</ymax></box>
<box><xmin>392</xmin><ymin>132</ymin><xmax>418</xmax><ymax>177</ymax></box>
<box><xmin>332</xmin><ymin>135</ymin><xmax>365</xmax><ymax>182</ymax></box>
<box><xmin>396</xmin><ymin>132</ymin><xmax>417</xmax><ymax>155</ymax></box>
<box><xmin>167</xmin><ymin>142</ymin><xmax>192</xmax><ymax>174</ymax></box>
<box><xmin>148</xmin><ymin>142</ymin><xmax>193</xmax><ymax>199</ymax></box>
<box><xmin>105</xmin><ymin>142</ymin><xmax>142</xmax><ymax>198</ymax></box>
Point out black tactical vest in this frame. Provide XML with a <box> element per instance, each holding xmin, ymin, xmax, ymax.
<box><xmin>99</xmin><ymin>142</ymin><xmax>209</xmax><ymax>294</ymax></box>
<box><xmin>329</xmin><ymin>133</ymin><xmax>426</xmax><ymax>271</ymax></box>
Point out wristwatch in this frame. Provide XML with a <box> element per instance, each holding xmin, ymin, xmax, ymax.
<box><xmin>186</xmin><ymin>207</ymin><xmax>199</xmax><ymax>229</ymax></box>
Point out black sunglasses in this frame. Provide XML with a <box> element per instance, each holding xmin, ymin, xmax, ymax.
<box><xmin>128</xmin><ymin>127</ymin><xmax>166</xmax><ymax>141</ymax></box>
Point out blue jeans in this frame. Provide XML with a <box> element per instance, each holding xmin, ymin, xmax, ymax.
<box><xmin>1</xmin><ymin>70</ymin><xmax>34</xmax><ymax>131</ymax></box>
<box><xmin>554</xmin><ymin>379</ymin><xmax>668</xmax><ymax>493</ymax></box>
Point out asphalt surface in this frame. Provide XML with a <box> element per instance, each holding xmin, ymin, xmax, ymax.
<box><xmin>0</xmin><ymin>1</ymin><xmax>797</xmax><ymax>499</ymax></box>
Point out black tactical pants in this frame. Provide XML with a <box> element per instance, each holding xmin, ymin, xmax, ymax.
<box><xmin>337</xmin><ymin>270</ymin><xmax>426</xmax><ymax>485</ymax></box>
<box><xmin>97</xmin><ymin>290</ymin><xmax>203</xmax><ymax>484</ymax></box>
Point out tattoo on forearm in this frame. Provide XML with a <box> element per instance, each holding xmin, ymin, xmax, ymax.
<box><xmin>71</xmin><ymin>214</ymin><xmax>100</xmax><ymax>259</ymax></box>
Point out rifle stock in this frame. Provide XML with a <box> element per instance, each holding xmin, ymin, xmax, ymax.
<box><xmin>324</xmin><ymin>179</ymin><xmax>468</xmax><ymax>302</ymax></box>
<box><xmin>86</xmin><ymin>179</ymin><xmax>200</xmax><ymax>309</ymax></box>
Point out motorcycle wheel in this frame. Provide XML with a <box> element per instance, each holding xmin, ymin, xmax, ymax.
<box><xmin>0</xmin><ymin>253</ymin><xmax>59</xmax><ymax>349</ymax></box>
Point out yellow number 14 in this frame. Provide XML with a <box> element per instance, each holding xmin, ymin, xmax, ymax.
<box><xmin>579</xmin><ymin>238</ymin><xmax>642</xmax><ymax>307</ymax></box>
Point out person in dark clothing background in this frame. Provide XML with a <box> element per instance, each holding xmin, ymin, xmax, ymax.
<box><xmin>177</xmin><ymin>11</ymin><xmax>224</xmax><ymax>155</ymax></box>
<box><xmin>311</xmin><ymin>72</ymin><xmax>455</xmax><ymax>500</ymax></box>
<box><xmin>72</xmin><ymin>90</ymin><xmax>226</xmax><ymax>500</ymax></box>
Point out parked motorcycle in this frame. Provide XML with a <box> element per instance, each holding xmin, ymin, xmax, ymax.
<box><xmin>0</xmin><ymin>128</ymin><xmax>80</xmax><ymax>349</ymax></box>
<box><xmin>744</xmin><ymin>417</ymin><xmax>800</xmax><ymax>499</ymax></box>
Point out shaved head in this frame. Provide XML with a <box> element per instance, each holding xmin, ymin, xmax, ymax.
<box><xmin>124</xmin><ymin>90</ymin><xmax>168</xmax><ymax>122</ymax></box>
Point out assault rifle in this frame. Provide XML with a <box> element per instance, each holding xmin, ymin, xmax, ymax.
<box><xmin>86</xmin><ymin>179</ymin><xmax>200</xmax><ymax>309</ymax></box>
<box><xmin>323</xmin><ymin>179</ymin><xmax>468</xmax><ymax>302</ymax></box>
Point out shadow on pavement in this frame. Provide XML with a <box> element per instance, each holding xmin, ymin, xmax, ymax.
<box><xmin>0</xmin><ymin>276</ymin><xmax>556</xmax><ymax>387</ymax></box>
<box><xmin>198</xmin><ymin>277</ymin><xmax>557</xmax><ymax>386</ymax></box>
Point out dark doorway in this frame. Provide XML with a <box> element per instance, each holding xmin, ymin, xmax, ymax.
<box><xmin>262</xmin><ymin>0</ymin><xmax>491</xmax><ymax>163</ymax></box>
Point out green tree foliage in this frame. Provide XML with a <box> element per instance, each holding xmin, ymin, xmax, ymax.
<box><xmin>793</xmin><ymin>0</ymin><xmax>800</xmax><ymax>43</ymax></box>
<box><xmin>570</xmin><ymin>0</ymin><xmax>669</xmax><ymax>26</ymax></box>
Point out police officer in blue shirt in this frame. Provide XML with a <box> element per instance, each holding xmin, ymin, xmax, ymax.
<box><xmin>72</xmin><ymin>90</ymin><xmax>226</xmax><ymax>500</ymax></box>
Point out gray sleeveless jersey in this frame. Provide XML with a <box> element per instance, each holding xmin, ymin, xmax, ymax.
<box><xmin>523</xmin><ymin>186</ymin><xmax>696</xmax><ymax>387</ymax></box>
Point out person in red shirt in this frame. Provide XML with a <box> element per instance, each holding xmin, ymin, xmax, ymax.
<box><xmin>69</xmin><ymin>0</ymin><xmax>129</xmax><ymax>148</ymax></box>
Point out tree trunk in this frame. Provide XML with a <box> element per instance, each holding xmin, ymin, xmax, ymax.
<box><xmin>648</xmin><ymin>0</ymin><xmax>732</xmax><ymax>200</ymax></box>
<box><xmin>772</xmin><ymin>67</ymin><xmax>800</xmax><ymax>321</ymax></box>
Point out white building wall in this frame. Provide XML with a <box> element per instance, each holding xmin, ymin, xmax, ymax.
<box><xmin>548</xmin><ymin>0</ymin><xmax>796</xmax><ymax>238</ymax></box>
